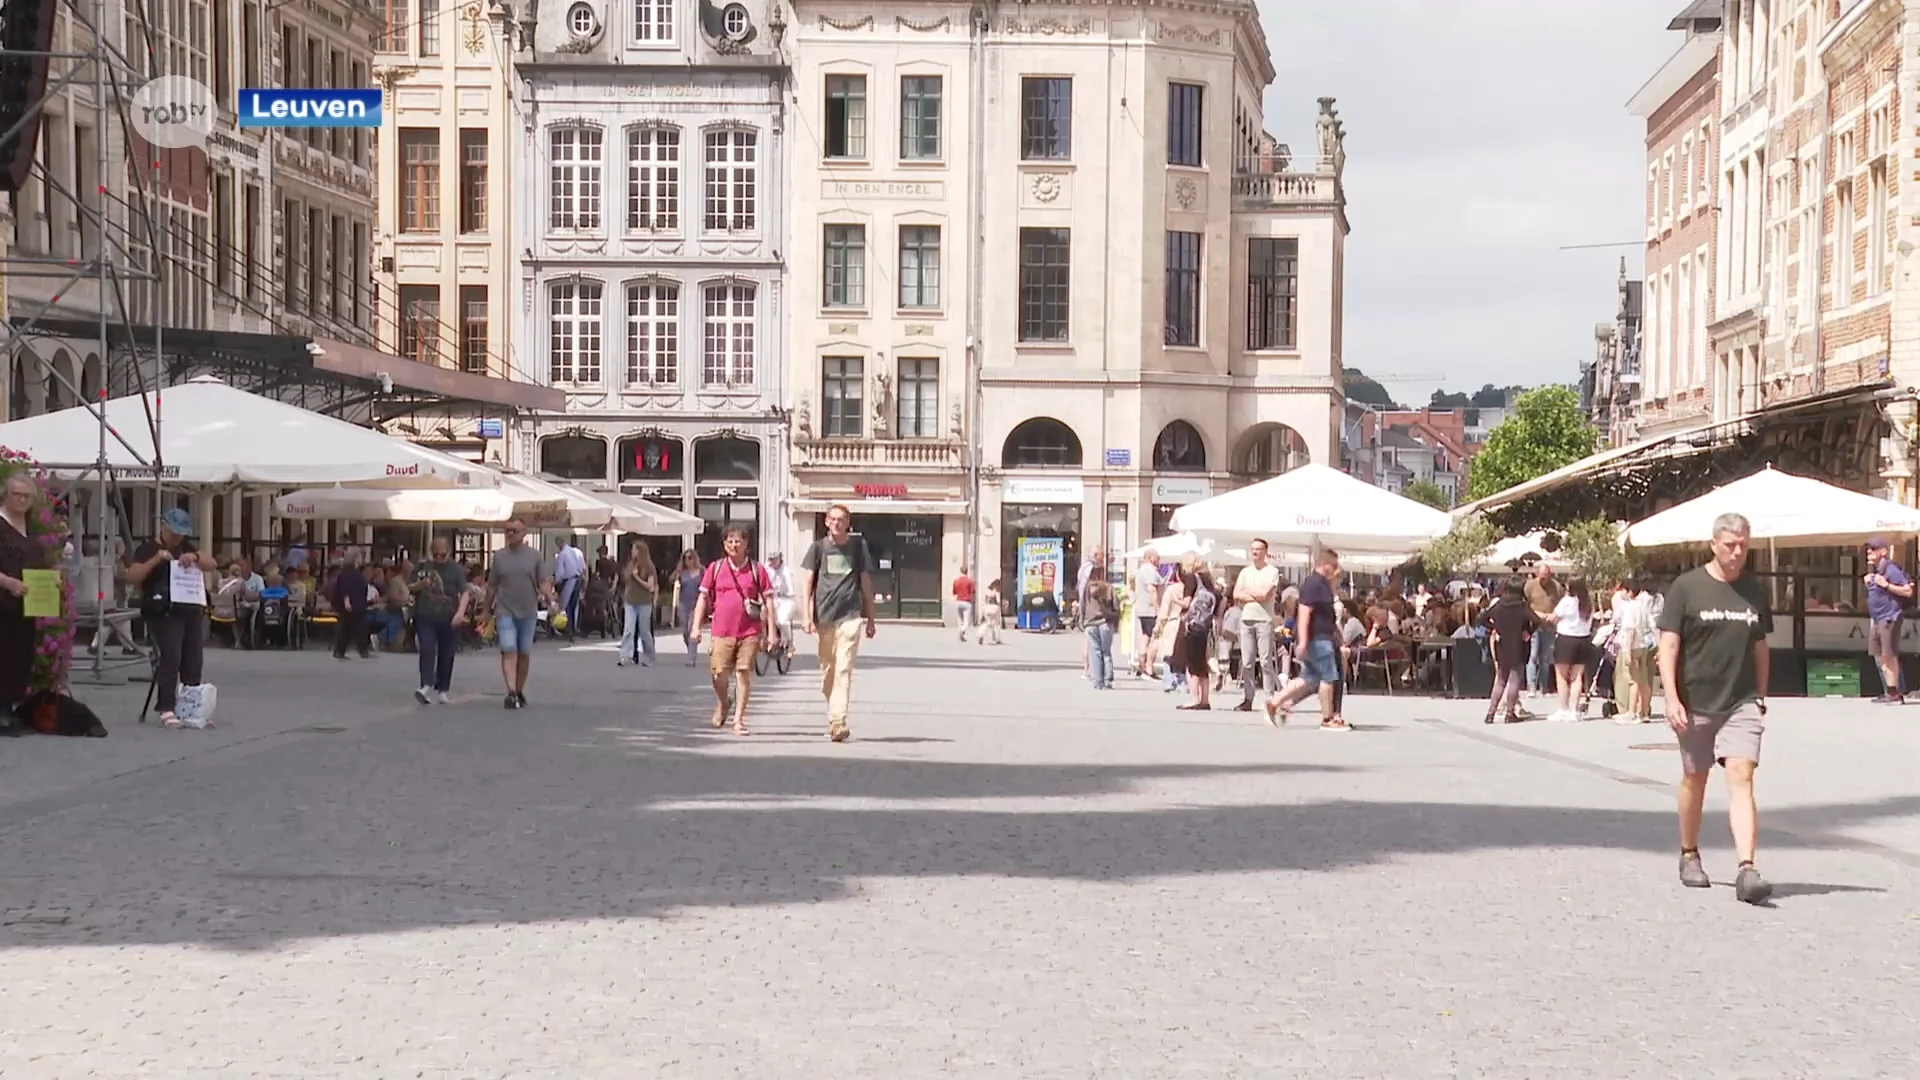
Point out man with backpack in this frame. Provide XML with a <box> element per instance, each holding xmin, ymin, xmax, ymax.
<box><xmin>688</xmin><ymin>526</ymin><xmax>772</xmax><ymax>734</ymax></box>
<box><xmin>1864</xmin><ymin>537</ymin><xmax>1913</xmax><ymax>704</ymax></box>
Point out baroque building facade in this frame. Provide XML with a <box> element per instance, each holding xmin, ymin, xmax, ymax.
<box><xmin>512</xmin><ymin>0</ymin><xmax>789</xmax><ymax>562</ymax></box>
<box><xmin>784</xmin><ymin>0</ymin><xmax>1348</xmax><ymax>616</ymax></box>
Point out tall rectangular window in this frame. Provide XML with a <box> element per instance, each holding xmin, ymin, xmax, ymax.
<box><xmin>328</xmin><ymin>50</ymin><xmax>345</xmax><ymax>158</ymax></box>
<box><xmin>1020</xmin><ymin>77</ymin><xmax>1072</xmax><ymax>160</ymax></box>
<box><xmin>900</xmin><ymin>76</ymin><xmax>942</xmax><ymax>159</ymax></box>
<box><xmin>212</xmin><ymin>0</ymin><xmax>231</xmax><ymax>104</ymax></box>
<box><xmin>1016</xmin><ymin>228</ymin><xmax>1072</xmax><ymax>342</ymax></box>
<box><xmin>212</xmin><ymin>172</ymin><xmax>232</xmax><ymax>289</ymax></box>
<box><xmin>898</xmin><ymin>225</ymin><xmax>940</xmax><ymax>309</ymax></box>
<box><xmin>460</xmin><ymin>286</ymin><xmax>488</xmax><ymax>374</ymax></box>
<box><xmin>625</xmin><ymin>280</ymin><xmax>680</xmax><ymax>386</ymax></box>
<box><xmin>1834</xmin><ymin>178</ymin><xmax>1854</xmax><ymax>306</ymax></box>
<box><xmin>821</xmin><ymin>355</ymin><xmax>864</xmax><ymax>438</ymax></box>
<box><xmin>459</xmin><ymin>129</ymin><xmax>487</xmax><ymax>233</ymax></box>
<box><xmin>701</xmin><ymin>282</ymin><xmax>756</xmax><ymax>386</ymax></box>
<box><xmin>1164</xmin><ymin>230</ymin><xmax>1200</xmax><ymax>346</ymax></box>
<box><xmin>281</xmin><ymin>197</ymin><xmax>300</xmax><ymax>309</ymax></box>
<box><xmin>398</xmin><ymin>285</ymin><xmax>440</xmax><ymax>364</ymax></box>
<box><xmin>1167</xmin><ymin>82</ymin><xmax>1203</xmax><ymax>167</ymax></box>
<box><xmin>633</xmin><ymin>0</ymin><xmax>673</xmax><ymax>42</ymax></box>
<box><xmin>1868</xmin><ymin>160</ymin><xmax>1888</xmax><ymax>298</ymax></box>
<box><xmin>399</xmin><ymin>128</ymin><xmax>439</xmax><ymax>232</ymax></box>
<box><xmin>349</xmin><ymin>61</ymin><xmax>367</xmax><ymax>165</ymax></box>
<box><xmin>241</xmin><ymin>182</ymin><xmax>259</xmax><ymax>298</ymax></box>
<box><xmin>242</xmin><ymin>1</ymin><xmax>260</xmax><ymax>88</ymax></box>
<box><xmin>823</xmin><ymin>224</ymin><xmax>866</xmax><ymax>308</ymax></box>
<box><xmin>378</xmin><ymin>0</ymin><xmax>409</xmax><ymax>52</ymax></box>
<box><xmin>626</xmin><ymin>125</ymin><xmax>680</xmax><ymax>231</ymax></box>
<box><xmin>824</xmin><ymin>75</ymin><xmax>868</xmax><ymax>159</ymax></box>
<box><xmin>703</xmin><ymin>129</ymin><xmax>757</xmax><ymax>232</ymax></box>
<box><xmin>1246</xmin><ymin>237</ymin><xmax>1298</xmax><ymax>350</ymax></box>
<box><xmin>419</xmin><ymin>0</ymin><xmax>439</xmax><ymax>54</ymax></box>
<box><xmin>350</xmin><ymin>221</ymin><xmax>367</xmax><ymax>324</ymax></box>
<box><xmin>549</xmin><ymin>280</ymin><xmax>605</xmax><ymax>384</ymax></box>
<box><xmin>329</xmin><ymin>214</ymin><xmax>346</xmax><ymax>318</ymax></box>
<box><xmin>549</xmin><ymin>127</ymin><xmax>604</xmax><ymax>231</ymax></box>
<box><xmin>306</xmin><ymin>208</ymin><xmax>324</xmax><ymax>317</ymax></box>
<box><xmin>897</xmin><ymin>356</ymin><xmax>939</xmax><ymax>438</ymax></box>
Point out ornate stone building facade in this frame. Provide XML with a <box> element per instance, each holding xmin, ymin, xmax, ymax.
<box><xmin>512</xmin><ymin>0</ymin><xmax>789</xmax><ymax>562</ymax></box>
<box><xmin>785</xmin><ymin>0</ymin><xmax>1348</xmax><ymax>615</ymax></box>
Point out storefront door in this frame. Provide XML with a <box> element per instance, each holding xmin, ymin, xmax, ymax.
<box><xmin>814</xmin><ymin>513</ymin><xmax>943</xmax><ymax>619</ymax></box>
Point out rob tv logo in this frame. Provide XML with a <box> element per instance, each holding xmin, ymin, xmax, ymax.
<box><xmin>238</xmin><ymin>88</ymin><xmax>383</xmax><ymax>128</ymax></box>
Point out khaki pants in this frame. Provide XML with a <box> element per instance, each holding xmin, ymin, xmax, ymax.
<box><xmin>817</xmin><ymin>617</ymin><xmax>866</xmax><ymax>728</ymax></box>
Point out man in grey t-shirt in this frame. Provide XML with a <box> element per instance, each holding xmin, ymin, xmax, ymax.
<box><xmin>486</xmin><ymin>520</ymin><xmax>553</xmax><ymax>710</ymax></box>
<box><xmin>800</xmin><ymin>504</ymin><xmax>876</xmax><ymax>743</ymax></box>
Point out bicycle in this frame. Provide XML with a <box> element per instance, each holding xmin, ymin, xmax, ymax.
<box><xmin>754</xmin><ymin>624</ymin><xmax>795</xmax><ymax>675</ymax></box>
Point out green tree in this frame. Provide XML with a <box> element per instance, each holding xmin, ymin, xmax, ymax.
<box><xmin>1429</xmin><ymin>389</ymin><xmax>1471</xmax><ymax>408</ymax></box>
<box><xmin>1342</xmin><ymin>368</ymin><xmax>1401</xmax><ymax>409</ymax></box>
<box><xmin>1401</xmin><ymin>478</ymin><xmax>1451</xmax><ymax>510</ymax></box>
<box><xmin>1564</xmin><ymin>517</ymin><xmax>1635</xmax><ymax>588</ymax></box>
<box><xmin>1464</xmin><ymin>386</ymin><xmax>1599</xmax><ymax>501</ymax></box>
<box><xmin>1419</xmin><ymin>515</ymin><xmax>1498</xmax><ymax>580</ymax></box>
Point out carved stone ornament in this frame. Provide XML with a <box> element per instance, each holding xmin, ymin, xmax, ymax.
<box><xmin>1004</xmin><ymin>18</ymin><xmax>1090</xmax><ymax>35</ymax></box>
<box><xmin>896</xmin><ymin>15</ymin><xmax>949</xmax><ymax>32</ymax></box>
<box><xmin>1157</xmin><ymin>23</ymin><xmax>1223</xmax><ymax>45</ymax></box>
<box><xmin>817</xmin><ymin>14</ymin><xmax>874</xmax><ymax>31</ymax></box>
<box><xmin>463</xmin><ymin>3</ymin><xmax>488</xmax><ymax>55</ymax></box>
<box><xmin>949</xmin><ymin>402</ymin><xmax>964</xmax><ymax>439</ymax></box>
<box><xmin>1173</xmin><ymin>178</ymin><xmax>1198</xmax><ymax>210</ymax></box>
<box><xmin>1031</xmin><ymin>173</ymin><xmax>1062</xmax><ymax>202</ymax></box>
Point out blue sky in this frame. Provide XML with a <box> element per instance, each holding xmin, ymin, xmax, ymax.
<box><xmin>1259</xmin><ymin>0</ymin><xmax>1684</xmax><ymax>406</ymax></box>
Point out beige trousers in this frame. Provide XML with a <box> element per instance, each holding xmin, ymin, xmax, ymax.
<box><xmin>817</xmin><ymin>617</ymin><xmax>866</xmax><ymax>727</ymax></box>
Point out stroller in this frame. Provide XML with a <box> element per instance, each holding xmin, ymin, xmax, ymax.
<box><xmin>576</xmin><ymin>576</ymin><xmax>620</xmax><ymax>639</ymax></box>
<box><xmin>1583</xmin><ymin>623</ymin><xmax>1621</xmax><ymax>719</ymax></box>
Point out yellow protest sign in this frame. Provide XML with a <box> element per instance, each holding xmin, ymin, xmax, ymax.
<box><xmin>22</xmin><ymin>569</ymin><xmax>60</xmax><ymax>618</ymax></box>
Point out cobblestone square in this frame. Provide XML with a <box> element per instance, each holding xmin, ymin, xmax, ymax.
<box><xmin>3</xmin><ymin>628</ymin><xmax>1917</xmax><ymax>1078</ymax></box>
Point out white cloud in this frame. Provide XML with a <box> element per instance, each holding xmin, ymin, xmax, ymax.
<box><xmin>1255</xmin><ymin>0</ymin><xmax>1683</xmax><ymax>404</ymax></box>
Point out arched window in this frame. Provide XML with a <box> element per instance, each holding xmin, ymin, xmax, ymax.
<box><xmin>539</xmin><ymin>434</ymin><xmax>608</xmax><ymax>480</ymax></box>
<box><xmin>694</xmin><ymin>435</ymin><xmax>760</xmax><ymax>482</ymax></box>
<box><xmin>1233</xmin><ymin>423</ymin><xmax>1310</xmax><ymax>480</ymax></box>
<box><xmin>1152</xmin><ymin>420</ymin><xmax>1207</xmax><ymax>472</ymax></box>
<box><xmin>618</xmin><ymin>433</ymin><xmax>684</xmax><ymax>482</ymax></box>
<box><xmin>1001</xmin><ymin>417</ymin><xmax>1083</xmax><ymax>468</ymax></box>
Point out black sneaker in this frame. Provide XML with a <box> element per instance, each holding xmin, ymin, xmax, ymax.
<box><xmin>1734</xmin><ymin>864</ymin><xmax>1773</xmax><ymax>905</ymax></box>
<box><xmin>504</xmin><ymin>692</ymin><xmax>520</xmax><ymax>710</ymax></box>
<box><xmin>1679</xmin><ymin>851</ymin><xmax>1710</xmax><ymax>889</ymax></box>
<box><xmin>513</xmin><ymin>690</ymin><xmax>527</xmax><ymax>708</ymax></box>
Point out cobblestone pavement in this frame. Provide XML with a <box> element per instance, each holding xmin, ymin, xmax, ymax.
<box><xmin>3</xmin><ymin>628</ymin><xmax>1919</xmax><ymax>1079</ymax></box>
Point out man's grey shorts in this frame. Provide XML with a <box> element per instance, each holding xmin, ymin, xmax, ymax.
<box><xmin>1677</xmin><ymin>702</ymin><xmax>1763</xmax><ymax>774</ymax></box>
<box><xmin>1868</xmin><ymin>619</ymin><xmax>1901</xmax><ymax>660</ymax></box>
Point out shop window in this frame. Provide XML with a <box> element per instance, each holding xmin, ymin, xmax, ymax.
<box><xmin>539</xmin><ymin>434</ymin><xmax>608</xmax><ymax>480</ymax></box>
<box><xmin>1001</xmin><ymin>417</ymin><xmax>1082</xmax><ymax>468</ymax></box>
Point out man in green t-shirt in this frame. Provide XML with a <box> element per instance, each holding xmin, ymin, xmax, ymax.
<box><xmin>1656</xmin><ymin>511</ymin><xmax>1773</xmax><ymax>905</ymax></box>
<box><xmin>800</xmin><ymin>504</ymin><xmax>877</xmax><ymax>743</ymax></box>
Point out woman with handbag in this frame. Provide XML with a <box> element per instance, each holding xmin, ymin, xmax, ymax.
<box><xmin>126</xmin><ymin>508</ymin><xmax>207</xmax><ymax>729</ymax></box>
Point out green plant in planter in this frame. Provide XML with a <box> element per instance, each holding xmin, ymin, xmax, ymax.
<box><xmin>1420</xmin><ymin>515</ymin><xmax>1497</xmax><ymax>580</ymax></box>
<box><xmin>1562</xmin><ymin>516</ymin><xmax>1635</xmax><ymax>588</ymax></box>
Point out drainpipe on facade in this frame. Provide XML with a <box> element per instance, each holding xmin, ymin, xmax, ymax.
<box><xmin>1811</xmin><ymin>72</ymin><xmax>1829</xmax><ymax>400</ymax></box>
<box><xmin>964</xmin><ymin>2</ymin><xmax>989</xmax><ymax>580</ymax></box>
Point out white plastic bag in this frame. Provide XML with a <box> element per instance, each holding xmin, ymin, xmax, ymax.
<box><xmin>175</xmin><ymin>683</ymin><xmax>217</xmax><ymax>729</ymax></box>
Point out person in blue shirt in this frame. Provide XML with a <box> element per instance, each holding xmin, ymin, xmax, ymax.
<box><xmin>1864</xmin><ymin>537</ymin><xmax>1913</xmax><ymax>703</ymax></box>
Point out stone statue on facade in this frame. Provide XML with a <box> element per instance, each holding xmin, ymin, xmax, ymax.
<box><xmin>871</xmin><ymin>372</ymin><xmax>893</xmax><ymax>436</ymax></box>
<box><xmin>793</xmin><ymin>395</ymin><xmax>812</xmax><ymax>440</ymax></box>
<box><xmin>1315</xmin><ymin>97</ymin><xmax>1338</xmax><ymax>169</ymax></box>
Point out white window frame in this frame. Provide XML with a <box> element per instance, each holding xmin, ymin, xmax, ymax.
<box><xmin>548</xmin><ymin>126</ymin><xmax>605</xmax><ymax>233</ymax></box>
<box><xmin>549</xmin><ymin>279</ymin><xmax>605</xmax><ymax>386</ymax></box>
<box><xmin>625</xmin><ymin>124</ymin><xmax>680</xmax><ymax>233</ymax></box>
<box><xmin>632</xmin><ymin>0</ymin><xmax>674</xmax><ymax>43</ymax></box>
<box><xmin>701</xmin><ymin>281</ymin><xmax>757</xmax><ymax>388</ymax></box>
<box><xmin>625</xmin><ymin>279</ymin><xmax>680</xmax><ymax>386</ymax></box>
<box><xmin>702</xmin><ymin>128</ymin><xmax>758</xmax><ymax>234</ymax></box>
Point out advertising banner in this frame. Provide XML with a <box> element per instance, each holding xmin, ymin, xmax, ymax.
<box><xmin>1016</xmin><ymin>537</ymin><xmax>1065</xmax><ymax>630</ymax></box>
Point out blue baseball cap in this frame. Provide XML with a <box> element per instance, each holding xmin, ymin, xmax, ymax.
<box><xmin>159</xmin><ymin>508</ymin><xmax>196</xmax><ymax>537</ymax></box>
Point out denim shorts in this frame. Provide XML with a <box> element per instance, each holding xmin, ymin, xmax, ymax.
<box><xmin>1299</xmin><ymin>637</ymin><xmax>1342</xmax><ymax>689</ymax></box>
<box><xmin>497</xmin><ymin>615</ymin><xmax>539</xmax><ymax>654</ymax></box>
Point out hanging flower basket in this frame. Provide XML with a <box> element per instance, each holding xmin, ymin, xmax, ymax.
<box><xmin>0</xmin><ymin>446</ymin><xmax>75</xmax><ymax>695</ymax></box>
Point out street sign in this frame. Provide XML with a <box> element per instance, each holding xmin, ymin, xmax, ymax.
<box><xmin>476</xmin><ymin>419</ymin><xmax>504</xmax><ymax>439</ymax></box>
<box><xmin>1104</xmin><ymin>448</ymin><xmax>1131</xmax><ymax>468</ymax></box>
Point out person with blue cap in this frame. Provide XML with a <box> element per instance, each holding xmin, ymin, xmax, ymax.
<box><xmin>127</xmin><ymin>508</ymin><xmax>207</xmax><ymax>728</ymax></box>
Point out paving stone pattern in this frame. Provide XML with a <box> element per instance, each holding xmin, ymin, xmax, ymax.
<box><xmin>3</xmin><ymin>630</ymin><xmax>1919</xmax><ymax>1078</ymax></box>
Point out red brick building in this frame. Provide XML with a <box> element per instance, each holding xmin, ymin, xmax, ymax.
<box><xmin>1627</xmin><ymin>1</ymin><xmax>1721</xmax><ymax>442</ymax></box>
